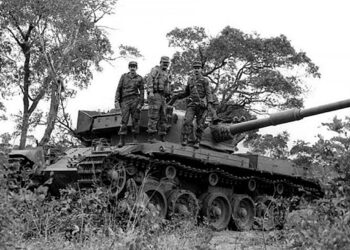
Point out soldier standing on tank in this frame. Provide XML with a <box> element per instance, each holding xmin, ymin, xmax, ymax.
<box><xmin>175</xmin><ymin>60</ymin><xmax>215</xmax><ymax>148</ymax></box>
<box><xmin>115</xmin><ymin>61</ymin><xmax>144</xmax><ymax>147</ymax></box>
<box><xmin>146</xmin><ymin>56</ymin><xmax>171</xmax><ymax>142</ymax></box>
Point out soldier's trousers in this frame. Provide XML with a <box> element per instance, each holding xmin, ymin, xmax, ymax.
<box><xmin>118</xmin><ymin>96</ymin><xmax>141</xmax><ymax>135</ymax></box>
<box><xmin>147</xmin><ymin>93</ymin><xmax>167</xmax><ymax>135</ymax></box>
<box><xmin>182</xmin><ymin>105</ymin><xmax>208</xmax><ymax>141</ymax></box>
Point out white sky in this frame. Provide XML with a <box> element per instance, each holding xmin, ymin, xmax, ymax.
<box><xmin>2</xmin><ymin>0</ymin><xmax>350</xmax><ymax>146</ymax></box>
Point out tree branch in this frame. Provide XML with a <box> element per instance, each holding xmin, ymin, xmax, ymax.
<box><xmin>6</xmin><ymin>27</ymin><xmax>22</xmax><ymax>47</ymax></box>
<box><xmin>223</xmin><ymin>63</ymin><xmax>249</xmax><ymax>103</ymax></box>
<box><xmin>28</xmin><ymin>76</ymin><xmax>51</xmax><ymax>114</ymax></box>
<box><xmin>57</xmin><ymin>96</ymin><xmax>76</xmax><ymax>136</ymax></box>
<box><xmin>9</xmin><ymin>11</ymin><xmax>25</xmax><ymax>40</ymax></box>
<box><xmin>204</xmin><ymin>58</ymin><xmax>227</xmax><ymax>76</ymax></box>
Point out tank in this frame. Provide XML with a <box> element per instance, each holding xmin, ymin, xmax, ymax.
<box><xmin>9</xmin><ymin>98</ymin><xmax>350</xmax><ymax>231</ymax></box>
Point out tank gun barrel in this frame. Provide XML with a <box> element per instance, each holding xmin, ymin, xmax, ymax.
<box><xmin>211</xmin><ymin>98</ymin><xmax>350</xmax><ymax>142</ymax></box>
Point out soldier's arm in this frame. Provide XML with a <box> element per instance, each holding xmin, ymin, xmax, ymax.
<box><xmin>139</xmin><ymin>76</ymin><xmax>145</xmax><ymax>106</ymax></box>
<box><xmin>204</xmin><ymin>78</ymin><xmax>214</xmax><ymax>103</ymax></box>
<box><xmin>176</xmin><ymin>79</ymin><xmax>190</xmax><ymax>100</ymax></box>
<box><xmin>115</xmin><ymin>74</ymin><xmax>124</xmax><ymax>104</ymax></box>
<box><xmin>147</xmin><ymin>67</ymin><xmax>157</xmax><ymax>96</ymax></box>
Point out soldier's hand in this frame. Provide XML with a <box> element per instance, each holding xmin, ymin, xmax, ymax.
<box><xmin>115</xmin><ymin>102</ymin><xmax>121</xmax><ymax>110</ymax></box>
<box><xmin>137</xmin><ymin>102</ymin><xmax>143</xmax><ymax>110</ymax></box>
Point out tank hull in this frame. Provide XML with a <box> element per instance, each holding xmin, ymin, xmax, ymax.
<box><xmin>38</xmin><ymin>140</ymin><xmax>321</xmax><ymax>230</ymax></box>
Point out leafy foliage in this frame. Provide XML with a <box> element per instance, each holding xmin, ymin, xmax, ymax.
<box><xmin>167</xmin><ymin>26</ymin><xmax>320</xmax><ymax>121</ymax></box>
<box><xmin>284</xmin><ymin>116</ymin><xmax>350</xmax><ymax>248</ymax></box>
<box><xmin>244</xmin><ymin>131</ymin><xmax>290</xmax><ymax>159</ymax></box>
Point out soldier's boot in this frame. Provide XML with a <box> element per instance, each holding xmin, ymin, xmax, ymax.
<box><xmin>148</xmin><ymin>133</ymin><xmax>158</xmax><ymax>143</ymax></box>
<box><xmin>118</xmin><ymin>135</ymin><xmax>125</xmax><ymax>147</ymax></box>
<box><xmin>181</xmin><ymin>135</ymin><xmax>188</xmax><ymax>146</ymax></box>
<box><xmin>193</xmin><ymin>135</ymin><xmax>201</xmax><ymax>149</ymax></box>
<box><xmin>131</xmin><ymin>133</ymin><xmax>138</xmax><ymax>144</ymax></box>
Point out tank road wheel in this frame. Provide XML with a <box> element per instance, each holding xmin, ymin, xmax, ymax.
<box><xmin>101</xmin><ymin>158</ymin><xmax>127</xmax><ymax>197</ymax></box>
<box><xmin>201</xmin><ymin>192</ymin><xmax>232</xmax><ymax>231</ymax></box>
<box><xmin>167</xmin><ymin>189</ymin><xmax>199</xmax><ymax>219</ymax></box>
<box><xmin>208</xmin><ymin>173</ymin><xmax>219</xmax><ymax>186</ymax></box>
<box><xmin>248</xmin><ymin>179</ymin><xmax>257</xmax><ymax>192</ymax></box>
<box><xmin>231</xmin><ymin>195</ymin><xmax>255</xmax><ymax>231</ymax></box>
<box><xmin>165</xmin><ymin>165</ymin><xmax>177</xmax><ymax>179</ymax></box>
<box><xmin>254</xmin><ymin>196</ymin><xmax>279</xmax><ymax>231</ymax></box>
<box><xmin>274</xmin><ymin>182</ymin><xmax>284</xmax><ymax>195</ymax></box>
<box><xmin>142</xmin><ymin>181</ymin><xmax>168</xmax><ymax>218</ymax></box>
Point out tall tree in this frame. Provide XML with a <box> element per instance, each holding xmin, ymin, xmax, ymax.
<box><xmin>167</xmin><ymin>26</ymin><xmax>320</xmax><ymax>119</ymax></box>
<box><xmin>0</xmin><ymin>0</ymin><xmax>140</xmax><ymax>148</ymax></box>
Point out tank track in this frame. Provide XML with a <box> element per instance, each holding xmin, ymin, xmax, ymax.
<box><xmin>75</xmin><ymin>149</ymin><xmax>321</xmax><ymax>230</ymax></box>
<box><xmin>77</xmin><ymin>151</ymin><xmax>321</xmax><ymax>195</ymax></box>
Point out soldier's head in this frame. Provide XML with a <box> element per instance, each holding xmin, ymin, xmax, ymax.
<box><xmin>192</xmin><ymin>60</ymin><xmax>202</xmax><ymax>76</ymax></box>
<box><xmin>160</xmin><ymin>56</ymin><xmax>170</xmax><ymax>70</ymax></box>
<box><xmin>128</xmin><ymin>61</ymin><xmax>138</xmax><ymax>73</ymax></box>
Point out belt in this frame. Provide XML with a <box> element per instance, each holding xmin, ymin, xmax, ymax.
<box><xmin>153</xmin><ymin>90</ymin><xmax>164</xmax><ymax>94</ymax></box>
<box><xmin>122</xmin><ymin>94</ymin><xmax>139</xmax><ymax>100</ymax></box>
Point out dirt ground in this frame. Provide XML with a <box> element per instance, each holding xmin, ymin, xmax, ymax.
<box><xmin>209</xmin><ymin>230</ymin><xmax>283</xmax><ymax>250</ymax></box>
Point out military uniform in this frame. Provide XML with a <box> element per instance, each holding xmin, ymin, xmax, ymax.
<box><xmin>176</xmin><ymin>61</ymin><xmax>214</xmax><ymax>147</ymax></box>
<box><xmin>147</xmin><ymin>57</ymin><xmax>171</xmax><ymax>140</ymax></box>
<box><xmin>115</xmin><ymin>69</ymin><xmax>144</xmax><ymax>140</ymax></box>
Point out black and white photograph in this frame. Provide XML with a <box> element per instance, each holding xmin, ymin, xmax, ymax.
<box><xmin>1</xmin><ymin>0</ymin><xmax>350</xmax><ymax>249</ymax></box>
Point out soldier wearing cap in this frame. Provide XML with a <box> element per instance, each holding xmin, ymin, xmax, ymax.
<box><xmin>174</xmin><ymin>60</ymin><xmax>216</xmax><ymax>148</ymax></box>
<box><xmin>146</xmin><ymin>56</ymin><xmax>171</xmax><ymax>142</ymax></box>
<box><xmin>115</xmin><ymin>61</ymin><xmax>145</xmax><ymax>147</ymax></box>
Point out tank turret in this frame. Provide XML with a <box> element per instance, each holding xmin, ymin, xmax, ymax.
<box><xmin>210</xmin><ymin>98</ymin><xmax>350</xmax><ymax>143</ymax></box>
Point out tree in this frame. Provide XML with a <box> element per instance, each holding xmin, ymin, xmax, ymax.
<box><xmin>167</xmin><ymin>26</ymin><xmax>320</xmax><ymax>119</ymax></box>
<box><xmin>243</xmin><ymin>131</ymin><xmax>290</xmax><ymax>159</ymax></box>
<box><xmin>0</xmin><ymin>0</ymin><xmax>141</xmax><ymax>149</ymax></box>
<box><xmin>291</xmin><ymin>116</ymin><xmax>350</xmax><ymax>183</ymax></box>
<box><xmin>0</xmin><ymin>132</ymin><xmax>11</xmax><ymax>143</ymax></box>
<box><xmin>0</xmin><ymin>29</ymin><xmax>16</xmax><ymax>121</ymax></box>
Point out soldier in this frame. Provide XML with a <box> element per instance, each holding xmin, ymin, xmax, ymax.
<box><xmin>147</xmin><ymin>56</ymin><xmax>171</xmax><ymax>142</ymax></box>
<box><xmin>115</xmin><ymin>61</ymin><xmax>144</xmax><ymax>147</ymax></box>
<box><xmin>175</xmin><ymin>60</ymin><xmax>215</xmax><ymax>148</ymax></box>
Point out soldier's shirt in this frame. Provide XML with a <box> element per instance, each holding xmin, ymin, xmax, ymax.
<box><xmin>178</xmin><ymin>74</ymin><xmax>213</xmax><ymax>106</ymax></box>
<box><xmin>115</xmin><ymin>72</ymin><xmax>144</xmax><ymax>103</ymax></box>
<box><xmin>147</xmin><ymin>66</ymin><xmax>171</xmax><ymax>95</ymax></box>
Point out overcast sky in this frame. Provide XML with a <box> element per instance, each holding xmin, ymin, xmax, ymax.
<box><xmin>2</xmin><ymin>0</ymin><xmax>350</xmax><ymax>146</ymax></box>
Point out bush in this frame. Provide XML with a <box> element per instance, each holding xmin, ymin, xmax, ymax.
<box><xmin>283</xmin><ymin>181</ymin><xmax>350</xmax><ymax>249</ymax></box>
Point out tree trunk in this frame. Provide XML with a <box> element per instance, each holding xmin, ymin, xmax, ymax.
<box><xmin>19</xmin><ymin>112</ymin><xmax>30</xmax><ymax>149</ymax></box>
<box><xmin>39</xmin><ymin>79</ymin><xmax>61</xmax><ymax>146</ymax></box>
<box><xmin>19</xmin><ymin>47</ymin><xmax>31</xmax><ymax>149</ymax></box>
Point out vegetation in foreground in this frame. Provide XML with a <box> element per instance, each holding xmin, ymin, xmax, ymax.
<box><xmin>0</xmin><ymin>173</ymin><xmax>214</xmax><ymax>250</ymax></box>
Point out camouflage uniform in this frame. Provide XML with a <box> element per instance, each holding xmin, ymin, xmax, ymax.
<box><xmin>147</xmin><ymin>57</ymin><xmax>171</xmax><ymax>138</ymax></box>
<box><xmin>115</xmin><ymin>71</ymin><xmax>144</xmax><ymax>135</ymax></box>
<box><xmin>177</xmin><ymin>62</ymin><xmax>213</xmax><ymax>146</ymax></box>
